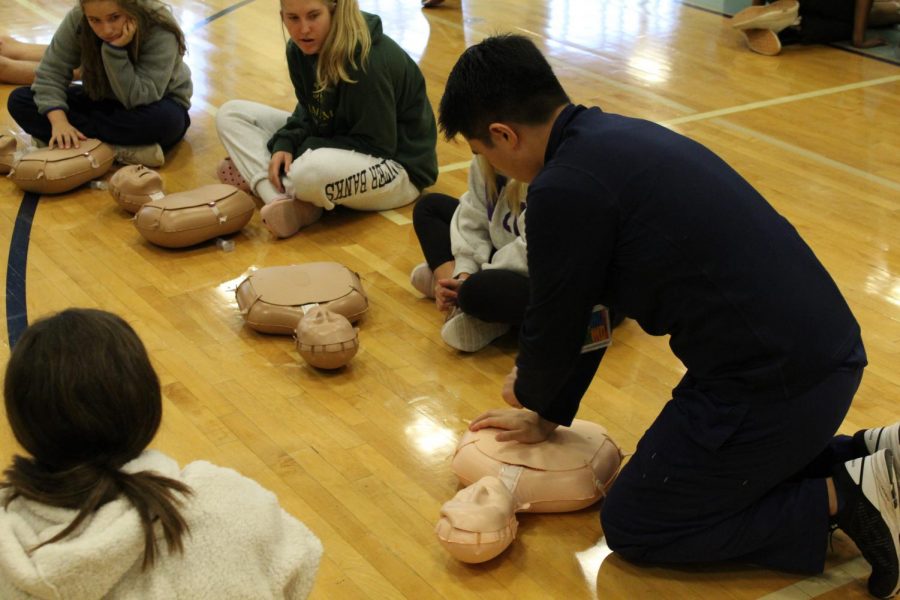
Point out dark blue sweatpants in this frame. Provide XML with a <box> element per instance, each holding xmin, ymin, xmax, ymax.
<box><xmin>601</xmin><ymin>340</ymin><xmax>867</xmax><ymax>574</ymax></box>
<box><xmin>7</xmin><ymin>85</ymin><xmax>190</xmax><ymax>151</ymax></box>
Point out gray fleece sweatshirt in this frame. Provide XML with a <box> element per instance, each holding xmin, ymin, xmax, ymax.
<box><xmin>32</xmin><ymin>6</ymin><xmax>192</xmax><ymax>115</ymax></box>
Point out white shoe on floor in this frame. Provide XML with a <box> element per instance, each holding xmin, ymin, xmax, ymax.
<box><xmin>833</xmin><ymin>449</ymin><xmax>900</xmax><ymax>599</ymax></box>
<box><xmin>864</xmin><ymin>423</ymin><xmax>900</xmax><ymax>474</ymax></box>
<box><xmin>113</xmin><ymin>143</ymin><xmax>164</xmax><ymax>167</ymax></box>
<box><xmin>410</xmin><ymin>262</ymin><xmax>435</xmax><ymax>298</ymax></box>
<box><xmin>441</xmin><ymin>308</ymin><xmax>510</xmax><ymax>352</ymax></box>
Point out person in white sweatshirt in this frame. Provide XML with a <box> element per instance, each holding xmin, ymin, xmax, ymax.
<box><xmin>411</xmin><ymin>155</ymin><xmax>529</xmax><ymax>352</ymax></box>
<box><xmin>0</xmin><ymin>308</ymin><xmax>322</xmax><ymax>599</ymax></box>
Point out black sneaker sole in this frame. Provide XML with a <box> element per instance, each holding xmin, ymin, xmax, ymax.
<box><xmin>835</xmin><ymin>451</ymin><xmax>900</xmax><ymax>598</ymax></box>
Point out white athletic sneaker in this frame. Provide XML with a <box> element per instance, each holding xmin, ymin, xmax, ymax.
<box><xmin>833</xmin><ymin>449</ymin><xmax>900</xmax><ymax>598</ymax></box>
<box><xmin>864</xmin><ymin>423</ymin><xmax>900</xmax><ymax>474</ymax></box>
<box><xmin>410</xmin><ymin>262</ymin><xmax>435</xmax><ymax>298</ymax></box>
<box><xmin>441</xmin><ymin>308</ymin><xmax>510</xmax><ymax>352</ymax></box>
<box><xmin>113</xmin><ymin>143</ymin><xmax>164</xmax><ymax>168</ymax></box>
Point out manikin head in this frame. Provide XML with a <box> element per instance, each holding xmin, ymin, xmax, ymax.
<box><xmin>441</xmin><ymin>476</ymin><xmax>517</xmax><ymax>532</ymax></box>
<box><xmin>294</xmin><ymin>305</ymin><xmax>359</xmax><ymax>369</ymax></box>
<box><xmin>436</xmin><ymin>476</ymin><xmax>518</xmax><ymax>564</ymax></box>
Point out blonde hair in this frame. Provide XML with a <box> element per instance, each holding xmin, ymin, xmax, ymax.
<box><xmin>78</xmin><ymin>0</ymin><xmax>186</xmax><ymax>100</ymax></box>
<box><xmin>475</xmin><ymin>154</ymin><xmax>527</xmax><ymax>217</ymax></box>
<box><xmin>283</xmin><ymin>0</ymin><xmax>371</xmax><ymax>92</ymax></box>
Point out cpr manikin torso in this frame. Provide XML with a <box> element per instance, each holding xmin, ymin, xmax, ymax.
<box><xmin>436</xmin><ymin>420</ymin><xmax>622</xmax><ymax>563</ymax></box>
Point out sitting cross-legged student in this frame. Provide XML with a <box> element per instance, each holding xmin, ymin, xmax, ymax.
<box><xmin>215</xmin><ymin>0</ymin><xmax>437</xmax><ymax>239</ymax></box>
<box><xmin>6</xmin><ymin>0</ymin><xmax>192</xmax><ymax>167</ymax></box>
<box><xmin>411</xmin><ymin>155</ymin><xmax>530</xmax><ymax>352</ymax></box>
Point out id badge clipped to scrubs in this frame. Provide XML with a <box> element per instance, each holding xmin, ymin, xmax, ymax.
<box><xmin>581</xmin><ymin>304</ymin><xmax>612</xmax><ymax>353</ymax></box>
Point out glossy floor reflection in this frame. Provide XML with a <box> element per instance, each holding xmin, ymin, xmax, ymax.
<box><xmin>0</xmin><ymin>0</ymin><xmax>898</xmax><ymax>598</ymax></box>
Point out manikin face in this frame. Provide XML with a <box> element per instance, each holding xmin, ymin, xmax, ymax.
<box><xmin>281</xmin><ymin>0</ymin><xmax>334</xmax><ymax>55</ymax></box>
<box><xmin>441</xmin><ymin>476</ymin><xmax>515</xmax><ymax>530</ymax></box>
<box><xmin>297</xmin><ymin>306</ymin><xmax>354</xmax><ymax>344</ymax></box>
<box><xmin>83</xmin><ymin>0</ymin><xmax>130</xmax><ymax>44</ymax></box>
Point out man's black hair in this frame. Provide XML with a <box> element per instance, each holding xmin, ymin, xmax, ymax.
<box><xmin>439</xmin><ymin>34</ymin><xmax>570</xmax><ymax>143</ymax></box>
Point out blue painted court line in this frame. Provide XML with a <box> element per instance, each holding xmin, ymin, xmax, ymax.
<box><xmin>4</xmin><ymin>0</ymin><xmax>257</xmax><ymax>348</ymax></box>
<box><xmin>6</xmin><ymin>192</ymin><xmax>39</xmax><ymax>348</ymax></box>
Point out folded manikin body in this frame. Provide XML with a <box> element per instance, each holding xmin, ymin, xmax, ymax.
<box><xmin>236</xmin><ymin>263</ymin><xmax>368</xmax><ymax>335</ymax></box>
<box><xmin>8</xmin><ymin>139</ymin><xmax>114</xmax><ymax>194</ymax></box>
<box><xmin>134</xmin><ymin>183</ymin><xmax>255</xmax><ymax>248</ymax></box>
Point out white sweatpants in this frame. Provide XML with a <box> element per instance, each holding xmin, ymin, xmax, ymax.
<box><xmin>216</xmin><ymin>99</ymin><xmax>420</xmax><ymax>210</ymax></box>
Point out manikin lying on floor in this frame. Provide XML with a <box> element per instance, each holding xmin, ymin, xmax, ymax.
<box><xmin>436</xmin><ymin>420</ymin><xmax>623</xmax><ymax>563</ymax></box>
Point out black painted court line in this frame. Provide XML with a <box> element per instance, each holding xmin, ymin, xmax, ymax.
<box><xmin>4</xmin><ymin>0</ymin><xmax>257</xmax><ymax>348</ymax></box>
<box><xmin>187</xmin><ymin>0</ymin><xmax>257</xmax><ymax>33</ymax></box>
<box><xmin>826</xmin><ymin>43</ymin><xmax>900</xmax><ymax>67</ymax></box>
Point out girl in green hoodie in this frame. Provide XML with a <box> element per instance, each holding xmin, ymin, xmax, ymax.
<box><xmin>216</xmin><ymin>0</ymin><xmax>438</xmax><ymax>239</ymax></box>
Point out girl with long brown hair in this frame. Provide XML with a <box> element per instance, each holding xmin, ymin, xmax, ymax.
<box><xmin>0</xmin><ymin>309</ymin><xmax>322</xmax><ymax>598</ymax></box>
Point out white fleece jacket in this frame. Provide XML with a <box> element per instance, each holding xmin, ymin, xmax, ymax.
<box><xmin>450</xmin><ymin>158</ymin><xmax>528</xmax><ymax>278</ymax></box>
<box><xmin>0</xmin><ymin>450</ymin><xmax>322</xmax><ymax>599</ymax></box>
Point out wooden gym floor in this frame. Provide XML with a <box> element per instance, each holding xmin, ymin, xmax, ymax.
<box><xmin>1</xmin><ymin>0</ymin><xmax>899</xmax><ymax>597</ymax></box>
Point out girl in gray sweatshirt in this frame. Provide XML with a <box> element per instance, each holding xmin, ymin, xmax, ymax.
<box><xmin>6</xmin><ymin>0</ymin><xmax>192</xmax><ymax>167</ymax></box>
